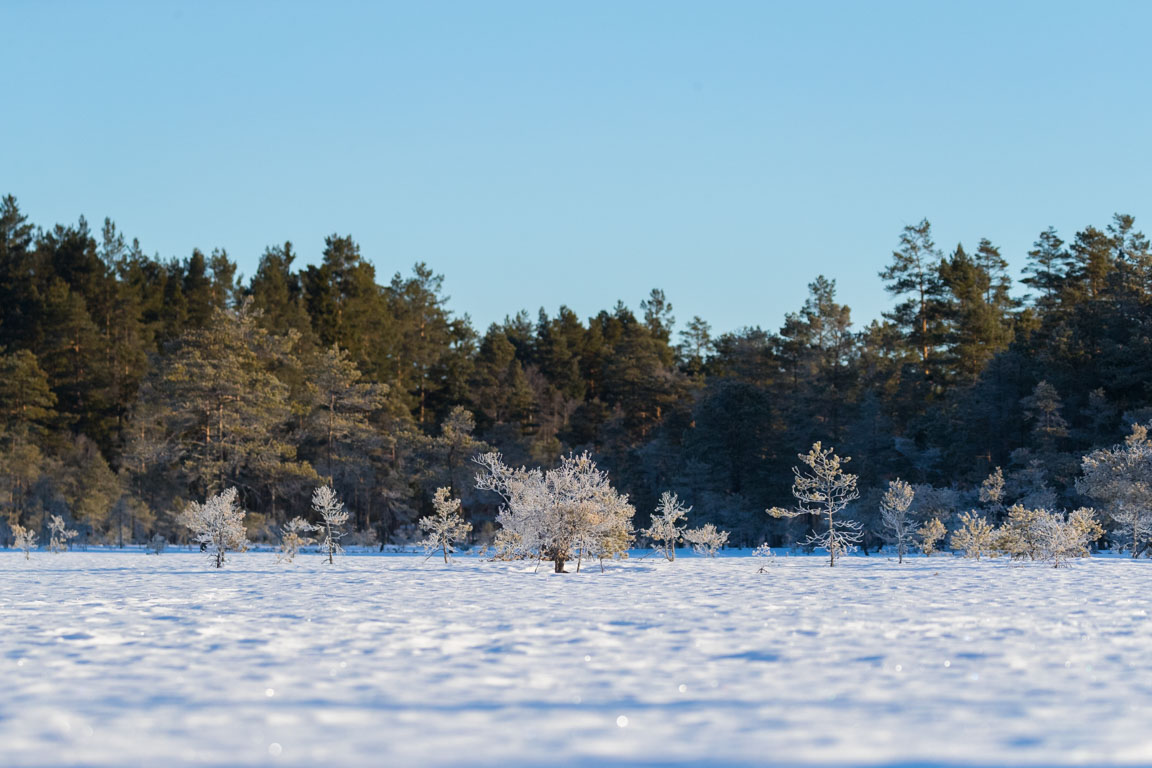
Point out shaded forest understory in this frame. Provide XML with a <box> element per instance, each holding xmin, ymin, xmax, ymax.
<box><xmin>2</xmin><ymin>194</ymin><xmax>1150</xmax><ymax>548</ymax></box>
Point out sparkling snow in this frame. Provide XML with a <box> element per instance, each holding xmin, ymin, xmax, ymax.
<box><xmin>2</xmin><ymin>551</ymin><xmax>1151</xmax><ymax>766</ymax></box>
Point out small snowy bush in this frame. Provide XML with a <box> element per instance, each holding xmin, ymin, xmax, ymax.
<box><xmin>916</xmin><ymin>518</ymin><xmax>946</xmax><ymax>556</ymax></box>
<box><xmin>47</xmin><ymin>515</ymin><xmax>77</xmax><ymax>553</ymax></box>
<box><xmin>753</xmin><ymin>542</ymin><xmax>777</xmax><ymax>572</ymax></box>
<box><xmin>419</xmin><ymin>487</ymin><xmax>472</xmax><ymax>563</ymax></box>
<box><xmin>1033</xmin><ymin>507</ymin><xmax>1102</xmax><ymax>567</ymax></box>
<box><xmin>12</xmin><ymin>524</ymin><xmax>36</xmax><ymax>559</ymax></box>
<box><xmin>278</xmin><ymin>516</ymin><xmax>317</xmax><ymax>563</ymax></box>
<box><xmin>950</xmin><ymin>511</ymin><xmax>994</xmax><ymax>559</ymax></box>
<box><xmin>182</xmin><ymin>487</ymin><xmax>248</xmax><ymax>568</ymax></box>
<box><xmin>996</xmin><ymin>504</ymin><xmax>1047</xmax><ymax>560</ymax></box>
<box><xmin>146</xmin><ymin>534</ymin><xmax>167</xmax><ymax>555</ymax></box>
<box><xmin>642</xmin><ymin>491</ymin><xmax>690</xmax><ymax>561</ymax></box>
<box><xmin>684</xmin><ymin>523</ymin><xmax>729</xmax><ymax>557</ymax></box>
<box><xmin>994</xmin><ymin>505</ymin><xmax>1101</xmax><ymax>566</ymax></box>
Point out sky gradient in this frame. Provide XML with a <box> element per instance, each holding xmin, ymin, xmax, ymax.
<box><xmin>2</xmin><ymin>1</ymin><xmax>1150</xmax><ymax>337</ymax></box>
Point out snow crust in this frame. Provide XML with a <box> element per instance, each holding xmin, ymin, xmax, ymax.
<box><xmin>2</xmin><ymin>551</ymin><xmax>1150</xmax><ymax>767</ymax></box>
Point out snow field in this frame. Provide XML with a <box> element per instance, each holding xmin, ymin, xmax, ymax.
<box><xmin>1</xmin><ymin>551</ymin><xmax>1150</xmax><ymax>767</ymax></box>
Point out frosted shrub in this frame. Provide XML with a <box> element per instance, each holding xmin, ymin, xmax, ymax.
<box><xmin>996</xmin><ymin>504</ymin><xmax>1047</xmax><ymax>560</ymax></box>
<box><xmin>753</xmin><ymin>542</ymin><xmax>777</xmax><ymax>572</ymax></box>
<box><xmin>146</xmin><ymin>534</ymin><xmax>167</xmax><ymax>554</ymax></box>
<box><xmin>1077</xmin><ymin>424</ymin><xmax>1152</xmax><ymax>557</ymax></box>
<box><xmin>182</xmin><ymin>487</ymin><xmax>248</xmax><ymax>568</ymax></box>
<box><xmin>12</xmin><ymin>524</ymin><xmax>36</xmax><ymax>559</ymax></box>
<box><xmin>916</xmin><ymin>518</ymin><xmax>946</xmax><ymax>556</ymax></box>
<box><xmin>684</xmin><ymin>523</ymin><xmax>729</xmax><ymax>557</ymax></box>
<box><xmin>950</xmin><ymin>511</ymin><xmax>994</xmax><ymax>559</ymax></box>
<box><xmin>278</xmin><ymin>516</ymin><xmax>317</xmax><ymax>563</ymax></box>
<box><xmin>313</xmin><ymin>485</ymin><xmax>348</xmax><ymax>564</ymax></box>
<box><xmin>1034</xmin><ymin>507</ymin><xmax>1102</xmax><ymax>567</ymax></box>
<box><xmin>47</xmin><ymin>515</ymin><xmax>77</xmax><ymax>553</ymax></box>
<box><xmin>767</xmin><ymin>442</ymin><xmax>861</xmax><ymax>567</ymax></box>
<box><xmin>879</xmin><ymin>478</ymin><xmax>916</xmax><ymax>563</ymax></box>
<box><xmin>474</xmin><ymin>451</ymin><xmax>635</xmax><ymax>573</ymax></box>
<box><xmin>419</xmin><ymin>487</ymin><xmax>472</xmax><ymax>563</ymax></box>
<box><xmin>642</xmin><ymin>491</ymin><xmax>690</xmax><ymax>561</ymax></box>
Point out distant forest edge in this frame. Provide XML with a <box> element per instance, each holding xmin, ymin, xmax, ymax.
<box><xmin>1</xmin><ymin>194</ymin><xmax>1149</xmax><ymax>549</ymax></box>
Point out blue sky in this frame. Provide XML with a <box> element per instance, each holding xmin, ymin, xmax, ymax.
<box><xmin>2</xmin><ymin>1</ymin><xmax>1149</xmax><ymax>337</ymax></box>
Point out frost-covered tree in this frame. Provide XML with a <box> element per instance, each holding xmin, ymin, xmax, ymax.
<box><xmin>1033</xmin><ymin>507</ymin><xmax>1102</xmax><ymax>567</ymax></box>
<box><xmin>278</xmin><ymin>516</ymin><xmax>317</xmax><ymax>563</ymax></box>
<box><xmin>312</xmin><ymin>485</ymin><xmax>348</xmax><ymax>564</ymax></box>
<box><xmin>12</xmin><ymin>523</ymin><xmax>36</xmax><ymax>559</ymax></box>
<box><xmin>753</xmin><ymin>542</ymin><xmax>777</xmax><ymax>571</ymax></box>
<box><xmin>767</xmin><ymin>442</ymin><xmax>861</xmax><ymax>566</ymax></box>
<box><xmin>1077</xmin><ymin>423</ymin><xmax>1152</xmax><ymax>557</ymax></box>
<box><xmin>146</xmin><ymin>534</ymin><xmax>167</xmax><ymax>554</ymax></box>
<box><xmin>47</xmin><ymin>515</ymin><xmax>77</xmax><ymax>553</ymax></box>
<box><xmin>879</xmin><ymin>478</ymin><xmax>916</xmax><ymax>563</ymax></box>
<box><xmin>572</xmin><ymin>486</ymin><xmax>635</xmax><ymax>572</ymax></box>
<box><xmin>683</xmin><ymin>523</ymin><xmax>729</xmax><ymax>557</ymax></box>
<box><xmin>995</xmin><ymin>504</ymin><xmax>1047</xmax><ymax>560</ymax></box>
<box><xmin>473</xmin><ymin>451</ymin><xmax>635</xmax><ymax>573</ymax></box>
<box><xmin>916</xmin><ymin>518</ymin><xmax>946</xmax><ymax>556</ymax></box>
<box><xmin>950</xmin><ymin>511</ymin><xmax>994</xmax><ymax>559</ymax></box>
<box><xmin>419</xmin><ymin>487</ymin><xmax>472</xmax><ymax>563</ymax></box>
<box><xmin>642</xmin><ymin>491</ymin><xmax>690</xmax><ymax>561</ymax></box>
<box><xmin>182</xmin><ymin>487</ymin><xmax>248</xmax><ymax>568</ymax></box>
<box><xmin>979</xmin><ymin>466</ymin><xmax>1006</xmax><ymax>518</ymax></box>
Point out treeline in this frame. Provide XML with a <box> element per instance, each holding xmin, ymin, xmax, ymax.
<box><xmin>1</xmin><ymin>193</ymin><xmax>1149</xmax><ymax>548</ymax></box>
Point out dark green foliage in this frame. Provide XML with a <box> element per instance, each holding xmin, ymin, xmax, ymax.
<box><xmin>2</xmin><ymin>193</ymin><xmax>1151</xmax><ymax>548</ymax></box>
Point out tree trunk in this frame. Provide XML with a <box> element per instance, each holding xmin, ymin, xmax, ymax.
<box><xmin>553</xmin><ymin>557</ymin><xmax>567</xmax><ymax>573</ymax></box>
<box><xmin>828</xmin><ymin>510</ymin><xmax>836</xmax><ymax>567</ymax></box>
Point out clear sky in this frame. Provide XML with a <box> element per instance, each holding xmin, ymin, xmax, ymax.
<box><xmin>2</xmin><ymin>1</ymin><xmax>1149</xmax><ymax>337</ymax></box>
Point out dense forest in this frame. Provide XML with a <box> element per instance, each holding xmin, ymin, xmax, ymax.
<box><xmin>1</xmin><ymin>193</ymin><xmax>1149</xmax><ymax>549</ymax></box>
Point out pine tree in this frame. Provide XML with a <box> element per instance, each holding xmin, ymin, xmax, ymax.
<box><xmin>677</xmin><ymin>316</ymin><xmax>713</xmax><ymax>376</ymax></box>
<box><xmin>1021</xmin><ymin>381</ymin><xmax>1069</xmax><ymax>451</ymax></box>
<box><xmin>950</xmin><ymin>512</ymin><xmax>994</xmax><ymax>559</ymax></box>
<box><xmin>639</xmin><ymin>288</ymin><xmax>675</xmax><ymax>345</ymax></box>
<box><xmin>767</xmin><ymin>442</ymin><xmax>862</xmax><ymax>566</ymax></box>
<box><xmin>470</xmin><ymin>326</ymin><xmax>533</xmax><ymax>428</ymax></box>
<box><xmin>306</xmin><ymin>344</ymin><xmax>386</xmax><ymax>488</ymax></box>
<box><xmin>388</xmin><ymin>263</ymin><xmax>461</xmax><ymax>425</ymax></box>
<box><xmin>313</xmin><ymin>484</ymin><xmax>349</xmax><ymax>564</ymax></box>
<box><xmin>916</xmin><ymin>518</ymin><xmax>946</xmax><ymax>556</ymax></box>
<box><xmin>879</xmin><ymin>219</ymin><xmax>947</xmax><ymax>374</ymax></box>
<box><xmin>1022</xmin><ymin>227</ymin><xmax>1068</xmax><ymax>309</ymax></box>
<box><xmin>879</xmin><ymin>478</ymin><xmax>915</xmax><ymax>563</ymax></box>
<box><xmin>418</xmin><ymin>487</ymin><xmax>472</xmax><ymax>563</ymax></box>
<box><xmin>131</xmin><ymin>300</ymin><xmax>304</xmax><ymax>510</ymax></box>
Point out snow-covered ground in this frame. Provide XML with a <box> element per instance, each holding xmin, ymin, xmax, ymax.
<box><xmin>2</xmin><ymin>550</ymin><xmax>1150</xmax><ymax>767</ymax></box>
